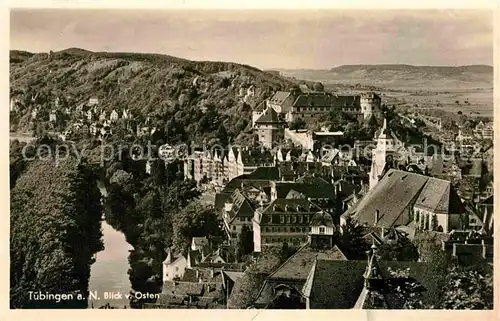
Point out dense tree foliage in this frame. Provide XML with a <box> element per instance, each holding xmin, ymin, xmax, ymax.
<box><xmin>236</xmin><ymin>225</ymin><xmax>254</xmax><ymax>261</ymax></box>
<box><xmin>377</xmin><ymin>234</ymin><xmax>419</xmax><ymax>261</ymax></box>
<box><xmin>439</xmin><ymin>265</ymin><xmax>493</xmax><ymax>309</ymax></box>
<box><xmin>10</xmin><ymin>50</ymin><xmax>292</xmax><ymax>145</ymax></box>
<box><xmin>338</xmin><ymin>218</ymin><xmax>369</xmax><ymax>259</ymax></box>
<box><xmin>10</xmin><ymin>155</ymin><xmax>103</xmax><ymax>308</ymax></box>
<box><xmin>289</xmin><ymin>118</ymin><xmax>307</xmax><ymax>130</ymax></box>
<box><xmin>172</xmin><ymin>200</ymin><xmax>222</xmax><ymax>256</ymax></box>
<box><xmin>227</xmin><ymin>245</ymin><xmax>293</xmax><ymax>309</ymax></box>
<box><xmin>312</xmin><ymin>82</ymin><xmax>324</xmax><ymax>92</ymax></box>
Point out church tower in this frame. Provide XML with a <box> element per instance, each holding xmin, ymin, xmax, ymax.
<box><xmin>369</xmin><ymin>118</ymin><xmax>397</xmax><ymax>189</ymax></box>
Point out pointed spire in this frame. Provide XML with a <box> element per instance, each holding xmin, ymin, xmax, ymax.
<box><xmin>164</xmin><ymin>247</ymin><xmax>172</xmax><ymax>264</ymax></box>
<box><xmin>363</xmin><ymin>244</ymin><xmax>382</xmax><ymax>287</ymax></box>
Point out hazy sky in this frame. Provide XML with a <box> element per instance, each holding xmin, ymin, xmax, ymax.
<box><xmin>10</xmin><ymin>9</ymin><xmax>493</xmax><ymax>69</ymax></box>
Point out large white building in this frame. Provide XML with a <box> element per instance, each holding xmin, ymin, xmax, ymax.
<box><xmin>343</xmin><ymin>169</ymin><xmax>468</xmax><ymax>233</ymax></box>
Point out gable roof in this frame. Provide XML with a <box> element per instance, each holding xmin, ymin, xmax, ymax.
<box><xmin>304</xmin><ymin>259</ymin><xmax>441</xmax><ymax>309</ymax></box>
<box><xmin>261</xmin><ymin>198</ymin><xmax>324</xmax><ymax>216</ymax></box>
<box><xmin>347</xmin><ymin>169</ymin><xmax>466</xmax><ymax>228</ymax></box>
<box><xmin>268</xmin><ymin>91</ymin><xmax>293</xmax><ymax>105</ymax></box>
<box><xmin>226</xmin><ymin>189</ymin><xmax>255</xmax><ymax>222</ymax></box>
<box><xmin>255</xmin><ymin>106</ymin><xmax>284</xmax><ymax>124</ymax></box>
<box><xmin>252</xmin><ymin>244</ymin><xmax>349</xmax><ymax>307</ymax></box>
<box><xmin>346</xmin><ymin>170</ymin><xmax>428</xmax><ymax>227</ymax></box>
<box><xmin>292</xmin><ymin>93</ymin><xmax>360</xmax><ymax>108</ymax></box>
<box><xmin>414</xmin><ymin>178</ymin><xmax>466</xmax><ymax>214</ymax></box>
<box><xmin>268</xmin><ymin>244</ymin><xmax>348</xmax><ymax>281</ymax></box>
<box><xmin>239</xmin><ymin>149</ymin><xmax>274</xmax><ymax>166</ymax></box>
<box><xmin>247</xmin><ymin>166</ymin><xmax>280</xmax><ymax>180</ymax></box>
<box><xmin>272</xmin><ymin>181</ymin><xmax>335</xmax><ymax>200</ymax></box>
<box><xmin>310</xmin><ymin>212</ymin><xmax>335</xmax><ymax>227</ymax></box>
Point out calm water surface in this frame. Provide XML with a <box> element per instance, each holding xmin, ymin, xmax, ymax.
<box><xmin>88</xmin><ymin>221</ymin><xmax>133</xmax><ymax>308</ymax></box>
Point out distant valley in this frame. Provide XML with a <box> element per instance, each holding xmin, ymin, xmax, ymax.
<box><xmin>279</xmin><ymin>64</ymin><xmax>493</xmax><ymax>117</ymax></box>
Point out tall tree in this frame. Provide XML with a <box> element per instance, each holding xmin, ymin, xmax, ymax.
<box><xmin>377</xmin><ymin>234</ymin><xmax>419</xmax><ymax>261</ymax></box>
<box><xmin>338</xmin><ymin>217</ymin><xmax>369</xmax><ymax>259</ymax></box>
<box><xmin>10</xmin><ymin>157</ymin><xmax>103</xmax><ymax>308</ymax></box>
<box><xmin>217</xmin><ymin>124</ymin><xmax>229</xmax><ymax>146</ymax></box>
<box><xmin>236</xmin><ymin>225</ymin><xmax>254</xmax><ymax>261</ymax></box>
<box><xmin>172</xmin><ymin>200</ymin><xmax>220</xmax><ymax>256</ymax></box>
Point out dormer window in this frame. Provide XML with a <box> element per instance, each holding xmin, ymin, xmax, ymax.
<box><xmin>319</xmin><ymin>227</ymin><xmax>325</xmax><ymax>234</ymax></box>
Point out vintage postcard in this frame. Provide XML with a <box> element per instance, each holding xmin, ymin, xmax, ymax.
<box><xmin>5</xmin><ymin>0</ymin><xmax>498</xmax><ymax>319</ymax></box>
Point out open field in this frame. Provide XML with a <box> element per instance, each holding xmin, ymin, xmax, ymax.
<box><xmin>280</xmin><ymin>65</ymin><xmax>493</xmax><ymax>117</ymax></box>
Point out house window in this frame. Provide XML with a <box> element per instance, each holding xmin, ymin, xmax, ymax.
<box><xmin>233</xmin><ymin>226</ymin><xmax>236</xmax><ymax>231</ymax></box>
<box><xmin>176</xmin><ymin>267</ymin><xmax>179</xmax><ymax>271</ymax></box>
<box><xmin>305</xmin><ymin>216</ymin><xmax>309</xmax><ymax>223</ymax></box>
<box><xmin>292</xmin><ymin>216</ymin><xmax>296</xmax><ymax>223</ymax></box>
<box><xmin>319</xmin><ymin>227</ymin><xmax>325</xmax><ymax>234</ymax></box>
<box><xmin>286</xmin><ymin>216</ymin><xmax>291</xmax><ymax>223</ymax></box>
<box><xmin>299</xmin><ymin>215</ymin><xmax>303</xmax><ymax>223</ymax></box>
<box><xmin>280</xmin><ymin>215</ymin><xmax>284</xmax><ymax>223</ymax></box>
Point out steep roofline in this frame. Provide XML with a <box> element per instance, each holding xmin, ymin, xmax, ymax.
<box><xmin>267</xmin><ymin>243</ymin><xmax>310</xmax><ymax>279</ymax></box>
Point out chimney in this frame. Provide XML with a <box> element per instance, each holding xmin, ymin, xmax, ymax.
<box><xmin>452</xmin><ymin>243</ymin><xmax>457</xmax><ymax>257</ymax></box>
<box><xmin>374</xmin><ymin>210</ymin><xmax>380</xmax><ymax>226</ymax></box>
<box><xmin>210</xmin><ymin>268</ymin><xmax>214</xmax><ymax>278</ymax></box>
<box><xmin>381</xmin><ymin>226</ymin><xmax>385</xmax><ymax>239</ymax></box>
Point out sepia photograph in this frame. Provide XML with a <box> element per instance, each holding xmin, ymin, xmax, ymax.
<box><xmin>8</xmin><ymin>6</ymin><xmax>494</xmax><ymax>311</ymax></box>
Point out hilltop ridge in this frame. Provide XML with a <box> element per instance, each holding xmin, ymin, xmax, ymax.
<box><xmin>9</xmin><ymin>48</ymin><xmax>294</xmax><ymax>143</ymax></box>
<box><xmin>278</xmin><ymin>64</ymin><xmax>493</xmax><ymax>91</ymax></box>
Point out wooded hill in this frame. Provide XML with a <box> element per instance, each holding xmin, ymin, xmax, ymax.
<box><xmin>10</xmin><ymin>48</ymin><xmax>294</xmax><ymax>144</ymax></box>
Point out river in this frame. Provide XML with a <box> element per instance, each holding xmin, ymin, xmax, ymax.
<box><xmin>10</xmin><ymin>133</ymin><xmax>134</xmax><ymax>308</ymax></box>
<box><xmin>87</xmin><ymin>182</ymin><xmax>133</xmax><ymax>308</ymax></box>
<box><xmin>88</xmin><ymin>220</ymin><xmax>133</xmax><ymax>308</ymax></box>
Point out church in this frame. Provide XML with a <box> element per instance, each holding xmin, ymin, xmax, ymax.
<box><xmin>369</xmin><ymin>117</ymin><xmax>405</xmax><ymax>190</ymax></box>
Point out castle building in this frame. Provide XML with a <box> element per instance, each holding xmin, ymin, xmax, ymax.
<box><xmin>254</xmin><ymin>106</ymin><xmax>286</xmax><ymax>149</ymax></box>
<box><xmin>360</xmin><ymin>92</ymin><xmax>381</xmax><ymax>120</ymax></box>
<box><xmin>285</xmin><ymin>93</ymin><xmax>369</xmax><ymax>123</ymax></box>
